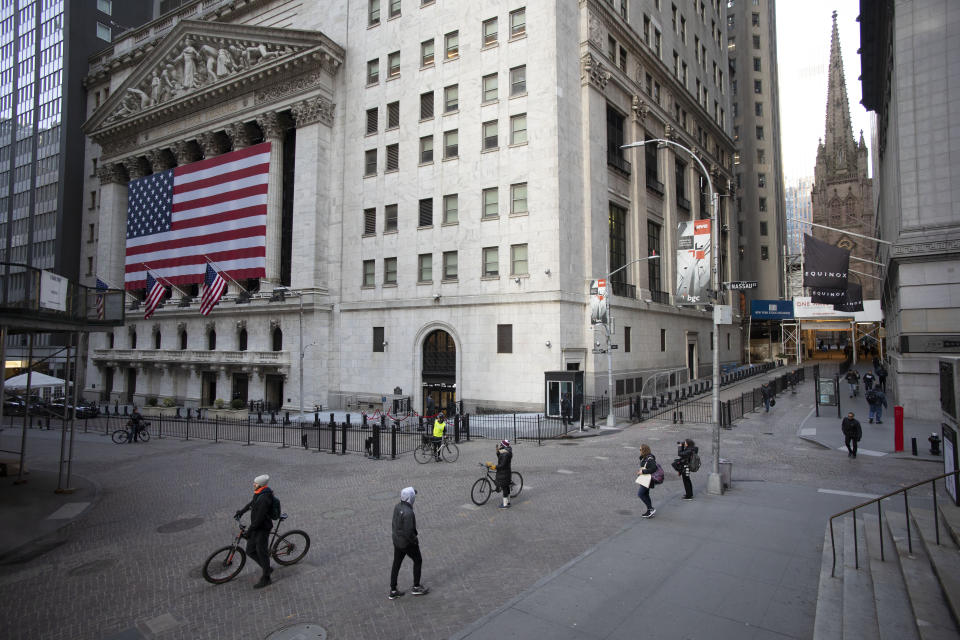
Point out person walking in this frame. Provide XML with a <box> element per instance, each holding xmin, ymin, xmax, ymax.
<box><xmin>866</xmin><ymin>388</ymin><xmax>888</xmax><ymax>424</ymax></box>
<box><xmin>495</xmin><ymin>439</ymin><xmax>513</xmax><ymax>508</ymax></box>
<box><xmin>760</xmin><ymin>382</ymin><xmax>773</xmax><ymax>412</ymax></box>
<box><xmin>841</xmin><ymin>412</ymin><xmax>862</xmax><ymax>458</ymax></box>
<box><xmin>425</xmin><ymin>394</ymin><xmax>435</xmax><ymax>419</ymax></box>
<box><xmin>389</xmin><ymin>487</ymin><xmax>429</xmax><ymax>600</ymax></box>
<box><xmin>635</xmin><ymin>444</ymin><xmax>658</xmax><ymax>518</ymax></box>
<box><xmin>234</xmin><ymin>474</ymin><xmax>275</xmax><ymax>589</ymax></box>
<box><xmin>845</xmin><ymin>369</ymin><xmax>860</xmax><ymax>398</ymax></box>
<box><xmin>675</xmin><ymin>438</ymin><xmax>699</xmax><ymax>500</ymax></box>
<box><xmin>560</xmin><ymin>393</ymin><xmax>572</xmax><ymax>426</ymax></box>
<box><xmin>876</xmin><ymin>365</ymin><xmax>888</xmax><ymax>392</ymax></box>
<box><xmin>431</xmin><ymin>413</ymin><xmax>446</xmax><ymax>460</ymax></box>
<box><xmin>862</xmin><ymin>371</ymin><xmax>876</xmax><ymax>392</ymax></box>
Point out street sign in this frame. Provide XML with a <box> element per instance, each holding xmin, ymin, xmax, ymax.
<box><xmin>726</xmin><ymin>281</ymin><xmax>758</xmax><ymax>290</ymax></box>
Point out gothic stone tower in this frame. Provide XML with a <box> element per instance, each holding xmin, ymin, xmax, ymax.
<box><xmin>811</xmin><ymin>12</ymin><xmax>876</xmax><ymax>299</ymax></box>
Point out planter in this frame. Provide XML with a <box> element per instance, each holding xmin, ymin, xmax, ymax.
<box><xmin>205</xmin><ymin>408</ymin><xmax>248</xmax><ymax>420</ymax></box>
<box><xmin>140</xmin><ymin>406</ymin><xmax>168</xmax><ymax>417</ymax></box>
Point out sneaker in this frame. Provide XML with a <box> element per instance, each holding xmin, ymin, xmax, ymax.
<box><xmin>411</xmin><ymin>585</ymin><xmax>430</xmax><ymax>596</ymax></box>
<box><xmin>388</xmin><ymin>589</ymin><xmax>404</xmax><ymax>600</ymax></box>
<box><xmin>641</xmin><ymin>509</ymin><xmax>656</xmax><ymax>518</ymax></box>
<box><xmin>682</xmin><ymin>496</ymin><xmax>694</xmax><ymax>500</ymax></box>
<box><xmin>876</xmin><ymin>420</ymin><xmax>883</xmax><ymax>424</ymax></box>
<box><xmin>253</xmin><ymin>576</ymin><xmax>271</xmax><ymax>589</ymax></box>
<box><xmin>869</xmin><ymin>418</ymin><xmax>874</xmax><ymax>423</ymax></box>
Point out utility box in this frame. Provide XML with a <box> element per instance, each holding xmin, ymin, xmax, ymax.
<box><xmin>544</xmin><ymin>371</ymin><xmax>584</xmax><ymax>419</ymax></box>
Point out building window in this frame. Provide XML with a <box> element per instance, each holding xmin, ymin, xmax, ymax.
<box><xmin>443</xmin><ymin>251</ymin><xmax>458</xmax><ymax>281</ymax></box>
<box><xmin>183</xmin><ymin>330</ymin><xmax>191</xmax><ymax>350</ymax></box>
<box><xmin>385</xmin><ymin>204</ymin><xmax>398</xmax><ymax>232</ymax></box>
<box><xmin>510</xmin><ymin>8</ymin><xmax>526</xmax><ymax>38</ymax></box>
<box><xmin>482</xmin><ymin>120</ymin><xmax>498</xmax><ymax>150</ymax></box>
<box><xmin>130</xmin><ymin>330</ymin><xmax>137</xmax><ymax>349</ymax></box>
<box><xmin>751</xmin><ymin>11</ymin><xmax>760</xmax><ymax>27</ymax></box>
<box><xmin>645</xmin><ymin>134</ymin><xmax>661</xmax><ymax>192</ymax></box>
<box><xmin>421</xmin><ymin>39</ymin><xmax>435</xmax><ymax>66</ymax></box>
<box><xmin>509</xmin><ymin>65</ymin><xmax>526</xmax><ymax>95</ymax></box>
<box><xmin>385</xmin><ymin>143</ymin><xmax>399</xmax><ymax>172</ymax></box>
<box><xmin>420</xmin><ymin>136</ymin><xmax>434</xmax><ymax>164</ymax></box>
<box><xmin>511</xmin><ymin>244</ymin><xmax>528</xmax><ymax>276</ymax></box>
<box><xmin>367</xmin><ymin>58</ymin><xmax>379</xmax><ymax>84</ymax></box>
<box><xmin>755</xmin><ymin>126</ymin><xmax>764</xmax><ymax>141</ymax></box>
<box><xmin>88</xmin><ymin>223</ymin><xmax>95</xmax><ymax>242</ymax></box>
<box><xmin>388</xmin><ymin>51</ymin><xmax>400</xmax><ymax>78</ymax></box>
<box><xmin>648</xmin><ymin>221</ymin><xmax>662</xmax><ymax>293</ymax></box>
<box><xmin>608</xmin><ymin>36</ymin><xmax>617</xmax><ymax>61</ymax></box>
<box><xmin>86</xmin><ymin>256</ymin><xmax>93</xmax><ymax>275</ymax></box>
<box><xmin>660</xmin><ymin>328</ymin><xmax>666</xmax><ymax>352</ymax></box>
<box><xmin>619</xmin><ymin>46</ymin><xmax>627</xmax><ymax>71</ymax></box>
<box><xmin>96</xmin><ymin>22</ymin><xmax>111</xmax><ymax>41</ymax></box>
<box><xmin>418</xmin><ymin>253</ymin><xmax>432</xmax><ymax>282</ymax></box>
<box><xmin>753</xmin><ymin>56</ymin><xmax>761</xmax><ymax>72</ymax></box>
<box><xmin>389</xmin><ymin>0</ymin><xmax>401</xmax><ymax>18</ymax></box>
<box><xmin>676</xmin><ymin>159</ymin><xmax>688</xmax><ymax>208</ymax></box>
<box><xmin>625</xmin><ymin>326</ymin><xmax>631</xmax><ymax>353</ymax></box>
<box><xmin>483</xmin><ymin>246</ymin><xmax>499</xmax><ymax>277</ymax></box>
<box><xmin>759</xmin><ymin>221</ymin><xmax>768</xmax><ymax>236</ymax></box>
<box><xmin>387</xmin><ymin>101</ymin><xmax>400</xmax><ymax>129</ymax></box>
<box><xmin>444</xmin><ymin>84</ymin><xmax>458</xmax><ymax>112</ymax></box>
<box><xmin>373</xmin><ymin>327</ymin><xmax>385</xmax><ymax>352</ymax></box>
<box><xmin>445</xmin><ymin>31</ymin><xmax>459</xmax><ymax>59</ymax></box>
<box><xmin>758</xmin><ymin>197</ymin><xmax>767</xmax><ymax>212</ymax></box>
<box><xmin>752</xmin><ymin>34</ymin><xmax>760</xmax><ymax>49</ymax></box>
<box><xmin>511</xmin><ymin>183</ymin><xmax>527</xmax><ymax>215</ymax></box>
<box><xmin>97</xmin><ymin>0</ymin><xmax>112</xmax><ymax>13</ymax></box>
<box><xmin>364</xmin><ymin>149</ymin><xmax>377</xmax><ymax>176</ymax></box>
<box><xmin>208</xmin><ymin>329</ymin><xmax>216</xmax><ymax>351</ymax></box>
<box><xmin>368</xmin><ymin>0</ymin><xmax>380</xmax><ymax>26</ymax></box>
<box><xmin>483</xmin><ymin>17</ymin><xmax>498</xmax><ymax>46</ymax></box>
<box><xmin>755</xmin><ymin>101</ymin><xmax>763</xmax><ymax>116</ymax></box>
<box><xmin>654</xmin><ymin>29</ymin><xmax>662</xmax><ymax>58</ymax></box>
<box><xmin>363</xmin><ymin>207</ymin><xmax>376</xmax><ymax>235</ymax></box>
<box><xmin>419</xmin><ymin>198</ymin><xmax>433</xmax><ymax>227</ymax></box>
<box><xmin>444</xmin><ymin>130</ymin><xmax>458</xmax><ymax>158</ymax></box>
<box><xmin>363</xmin><ymin>260</ymin><xmax>375</xmax><ymax>287</ymax></box>
<box><xmin>609</xmin><ymin>204</ymin><xmax>626</xmax><ymax>290</ymax></box>
<box><xmin>366</xmin><ymin>107</ymin><xmax>378</xmax><ymax>134</ymax></box>
<box><xmin>89</xmin><ymin>190</ymin><xmax>97</xmax><ymax>209</ymax></box>
<box><xmin>757</xmin><ymin>148</ymin><xmax>765</xmax><ymax>163</ymax></box>
<box><xmin>443</xmin><ymin>194</ymin><xmax>458</xmax><ymax>224</ymax></box>
<box><xmin>482</xmin><ymin>73</ymin><xmax>498</xmax><ymax>102</ymax></box>
<box><xmin>510</xmin><ymin>113</ymin><xmax>527</xmax><ymax>145</ymax></box>
<box><xmin>272</xmin><ymin>328</ymin><xmax>283</xmax><ymax>352</ymax></box>
<box><xmin>482</xmin><ymin>188</ymin><xmax>499</xmax><ymax>218</ymax></box>
<box><xmin>384</xmin><ymin>257</ymin><xmax>397</xmax><ymax>284</ymax></box>
<box><xmin>760</xmin><ymin>245</ymin><xmax>769</xmax><ymax>260</ymax></box>
<box><xmin>420</xmin><ymin>91</ymin><xmax>434</xmax><ymax>119</ymax></box>
<box><xmin>757</xmin><ymin>173</ymin><xmax>766</xmax><ymax>188</ymax></box>
<box><xmin>108</xmin><ymin>332</ymin><xmax>114</xmax><ymax>349</ymax></box>
<box><xmin>497</xmin><ymin>324</ymin><xmax>513</xmax><ymax>353</ymax></box>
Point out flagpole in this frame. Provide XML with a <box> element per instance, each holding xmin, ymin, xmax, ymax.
<box><xmin>140</xmin><ymin>263</ymin><xmax>190</xmax><ymax>298</ymax></box>
<box><xmin>202</xmin><ymin>255</ymin><xmax>249</xmax><ymax>294</ymax></box>
<box><xmin>96</xmin><ymin>276</ymin><xmax>140</xmax><ymax>302</ymax></box>
<box><xmin>788</xmin><ymin>217</ymin><xmax>893</xmax><ymax>245</ymax></box>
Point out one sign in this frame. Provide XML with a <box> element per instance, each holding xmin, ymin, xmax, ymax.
<box><xmin>676</xmin><ymin>219</ymin><xmax>712</xmax><ymax>305</ymax></box>
<box><xmin>589</xmin><ymin>279</ymin><xmax>609</xmax><ymax>325</ymax></box>
<box><xmin>750</xmin><ymin>299</ymin><xmax>794</xmax><ymax>320</ymax></box>
<box><xmin>39</xmin><ymin>271</ymin><xmax>67</xmax><ymax>312</ymax></box>
<box><xmin>726</xmin><ymin>281</ymin><xmax>758</xmax><ymax>290</ymax></box>
<box><xmin>714</xmin><ymin>304</ymin><xmax>732</xmax><ymax>325</ymax></box>
<box><xmin>793</xmin><ymin>297</ymin><xmax>883</xmax><ymax>321</ymax></box>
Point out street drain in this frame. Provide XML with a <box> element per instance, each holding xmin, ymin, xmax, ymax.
<box><xmin>157</xmin><ymin>517</ymin><xmax>204</xmax><ymax>533</ymax></box>
<box><xmin>68</xmin><ymin>558</ymin><xmax>117</xmax><ymax>576</ymax></box>
<box><xmin>267</xmin><ymin>623</ymin><xmax>327</xmax><ymax>640</ymax></box>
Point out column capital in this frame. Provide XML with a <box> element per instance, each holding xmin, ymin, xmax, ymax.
<box><xmin>631</xmin><ymin>95</ymin><xmax>649</xmax><ymax>124</ymax></box>
<box><xmin>172</xmin><ymin>140</ymin><xmax>197</xmax><ymax>166</ymax></box>
<box><xmin>147</xmin><ymin>149</ymin><xmax>174</xmax><ymax>172</ymax></box>
<box><xmin>580</xmin><ymin>52</ymin><xmax>610</xmax><ymax>91</ymax></box>
<box><xmin>291</xmin><ymin>97</ymin><xmax>335</xmax><ymax>128</ymax></box>
<box><xmin>96</xmin><ymin>162</ymin><xmax>127</xmax><ymax>185</ymax></box>
<box><xmin>197</xmin><ymin>131</ymin><xmax>220</xmax><ymax>158</ymax></box>
<box><xmin>122</xmin><ymin>156</ymin><xmax>146</xmax><ymax>181</ymax></box>
<box><xmin>258</xmin><ymin>111</ymin><xmax>284</xmax><ymax>139</ymax></box>
<box><xmin>226</xmin><ymin>122</ymin><xmax>253</xmax><ymax>150</ymax></box>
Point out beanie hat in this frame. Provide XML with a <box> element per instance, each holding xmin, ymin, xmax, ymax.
<box><xmin>500</xmin><ymin>439</ymin><xmax>510</xmax><ymax>447</ymax></box>
<box><xmin>400</xmin><ymin>486</ymin><xmax>416</xmax><ymax>505</ymax></box>
<box><xmin>254</xmin><ymin>474</ymin><xmax>269</xmax><ymax>486</ymax></box>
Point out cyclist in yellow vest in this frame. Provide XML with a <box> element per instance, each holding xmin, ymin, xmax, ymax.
<box><xmin>432</xmin><ymin>413</ymin><xmax>446</xmax><ymax>460</ymax></box>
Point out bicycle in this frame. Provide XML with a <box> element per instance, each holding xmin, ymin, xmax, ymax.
<box><xmin>202</xmin><ymin>514</ymin><xmax>310</xmax><ymax>584</ymax></box>
<box><xmin>111</xmin><ymin>420</ymin><xmax>151</xmax><ymax>444</ymax></box>
<box><xmin>413</xmin><ymin>434</ymin><xmax>459</xmax><ymax>463</ymax></box>
<box><xmin>471</xmin><ymin>462</ymin><xmax>523</xmax><ymax>505</ymax></box>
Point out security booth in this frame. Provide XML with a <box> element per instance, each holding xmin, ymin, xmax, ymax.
<box><xmin>544</xmin><ymin>371</ymin><xmax>584</xmax><ymax>419</ymax></box>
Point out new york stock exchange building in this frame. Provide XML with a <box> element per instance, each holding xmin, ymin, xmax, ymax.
<box><xmin>82</xmin><ymin>1</ymin><xmax>742</xmax><ymax>417</ymax></box>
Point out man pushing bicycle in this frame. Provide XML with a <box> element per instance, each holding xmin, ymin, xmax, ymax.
<box><xmin>431</xmin><ymin>413</ymin><xmax>446</xmax><ymax>460</ymax></box>
<box><xmin>235</xmin><ymin>474</ymin><xmax>275</xmax><ymax>589</ymax></box>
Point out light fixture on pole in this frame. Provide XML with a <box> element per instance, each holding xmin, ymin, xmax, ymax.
<box><xmin>622</xmin><ymin>139</ymin><xmax>723</xmax><ymax>495</ymax></box>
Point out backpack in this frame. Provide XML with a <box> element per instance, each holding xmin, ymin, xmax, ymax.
<box><xmin>866</xmin><ymin>390</ymin><xmax>878</xmax><ymax>404</ymax></box>
<box><xmin>651</xmin><ymin>462</ymin><xmax>665</xmax><ymax>486</ymax></box>
<box><xmin>689</xmin><ymin>453</ymin><xmax>702</xmax><ymax>473</ymax></box>
<box><xmin>270</xmin><ymin>494</ymin><xmax>281</xmax><ymax>520</ymax></box>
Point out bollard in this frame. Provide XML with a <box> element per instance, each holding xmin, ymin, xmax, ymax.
<box><xmin>373</xmin><ymin>423</ymin><xmax>381</xmax><ymax>458</ymax></box>
<box><xmin>911</xmin><ymin>437</ymin><xmax>917</xmax><ymax>456</ymax></box>
<box><xmin>330</xmin><ymin>414</ymin><xmax>337</xmax><ymax>454</ymax></box>
<box><xmin>894</xmin><ymin>406</ymin><xmax>904</xmax><ymax>452</ymax></box>
<box><xmin>301</xmin><ymin>428</ymin><xmax>308</xmax><ymax>449</ymax></box>
<box><xmin>390</xmin><ymin>422</ymin><xmax>397</xmax><ymax>460</ymax></box>
<box><xmin>340</xmin><ymin>422</ymin><xmax>348</xmax><ymax>454</ymax></box>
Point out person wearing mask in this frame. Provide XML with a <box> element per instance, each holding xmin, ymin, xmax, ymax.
<box><xmin>675</xmin><ymin>438</ymin><xmax>699</xmax><ymax>500</ymax></box>
<box><xmin>389</xmin><ymin>487</ymin><xmax>429</xmax><ymax>599</ymax></box>
<box><xmin>495</xmin><ymin>439</ymin><xmax>513</xmax><ymax>508</ymax></box>
<box><xmin>431</xmin><ymin>413</ymin><xmax>446</xmax><ymax>460</ymax></box>
<box><xmin>234</xmin><ymin>474</ymin><xmax>275</xmax><ymax>589</ymax></box>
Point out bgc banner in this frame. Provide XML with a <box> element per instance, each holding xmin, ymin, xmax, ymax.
<box><xmin>676</xmin><ymin>219</ymin><xmax>711</xmax><ymax>305</ymax></box>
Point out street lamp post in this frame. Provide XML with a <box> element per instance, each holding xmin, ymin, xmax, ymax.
<box><xmin>602</xmin><ymin>254</ymin><xmax>660</xmax><ymax>427</ymax></box>
<box><xmin>622</xmin><ymin>139</ymin><xmax>724</xmax><ymax>495</ymax></box>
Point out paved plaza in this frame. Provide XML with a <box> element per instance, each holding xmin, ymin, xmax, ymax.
<box><xmin>0</xmin><ymin>368</ymin><xmax>947</xmax><ymax>640</ymax></box>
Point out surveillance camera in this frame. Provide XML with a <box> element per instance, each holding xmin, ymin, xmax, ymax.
<box><xmin>433</xmin><ymin>293</ymin><xmax>440</xmax><ymax>300</ymax></box>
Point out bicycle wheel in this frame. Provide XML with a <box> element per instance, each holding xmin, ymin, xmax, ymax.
<box><xmin>509</xmin><ymin>472</ymin><xmax>523</xmax><ymax>498</ymax></box>
<box><xmin>471</xmin><ymin>477</ymin><xmax>492</xmax><ymax>505</ymax></box>
<box><xmin>441</xmin><ymin>442</ymin><xmax>460</xmax><ymax>462</ymax></box>
<box><xmin>111</xmin><ymin>429</ymin><xmax>128</xmax><ymax>444</ymax></box>
<box><xmin>272</xmin><ymin>529</ymin><xmax>310</xmax><ymax>566</ymax></box>
<box><xmin>139</xmin><ymin>430</ymin><xmax>150</xmax><ymax>442</ymax></box>
<box><xmin>202</xmin><ymin>545</ymin><xmax>246</xmax><ymax>584</ymax></box>
<box><xmin>413</xmin><ymin>444</ymin><xmax>432</xmax><ymax>464</ymax></box>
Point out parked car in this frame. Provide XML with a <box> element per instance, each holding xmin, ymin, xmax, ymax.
<box><xmin>47</xmin><ymin>398</ymin><xmax>99</xmax><ymax>419</ymax></box>
<box><xmin>3</xmin><ymin>394</ymin><xmax>47</xmax><ymax>415</ymax></box>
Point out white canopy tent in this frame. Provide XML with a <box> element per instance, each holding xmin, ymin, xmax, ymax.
<box><xmin>4</xmin><ymin>371</ymin><xmax>70</xmax><ymax>390</ymax></box>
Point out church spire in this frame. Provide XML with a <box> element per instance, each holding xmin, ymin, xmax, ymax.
<box><xmin>823</xmin><ymin>11</ymin><xmax>856</xmax><ymax>174</ymax></box>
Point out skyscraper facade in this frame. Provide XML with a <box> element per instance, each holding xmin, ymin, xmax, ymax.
<box><xmin>784</xmin><ymin>176</ymin><xmax>813</xmax><ymax>256</ymax></box>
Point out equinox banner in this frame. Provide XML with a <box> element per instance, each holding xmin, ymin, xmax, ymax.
<box><xmin>836</xmin><ymin>281</ymin><xmax>864</xmax><ymax>313</ymax></box>
<box><xmin>802</xmin><ymin>234</ymin><xmax>849</xmax><ymax>290</ymax></box>
<box><xmin>676</xmin><ymin>219</ymin><xmax>711</xmax><ymax>305</ymax></box>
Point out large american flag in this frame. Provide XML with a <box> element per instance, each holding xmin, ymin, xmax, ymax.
<box><xmin>200</xmin><ymin>263</ymin><xmax>227</xmax><ymax>316</ymax></box>
<box><xmin>124</xmin><ymin>143</ymin><xmax>270</xmax><ymax>289</ymax></box>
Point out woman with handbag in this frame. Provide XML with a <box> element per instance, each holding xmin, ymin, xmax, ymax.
<box><xmin>635</xmin><ymin>443</ymin><xmax>658</xmax><ymax>518</ymax></box>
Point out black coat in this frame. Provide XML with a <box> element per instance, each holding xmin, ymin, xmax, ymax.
<box><xmin>841</xmin><ymin>417</ymin><xmax>862</xmax><ymax>440</ymax></box>
<box><xmin>638</xmin><ymin>453</ymin><xmax>657</xmax><ymax>476</ymax></box>
<box><xmin>392</xmin><ymin>500</ymin><xmax>418</xmax><ymax>549</ymax></box>
<box><xmin>239</xmin><ymin>487</ymin><xmax>274</xmax><ymax>532</ymax></box>
<box><xmin>496</xmin><ymin>446</ymin><xmax>513</xmax><ymax>486</ymax></box>
<box><xmin>677</xmin><ymin>445</ymin><xmax>699</xmax><ymax>475</ymax></box>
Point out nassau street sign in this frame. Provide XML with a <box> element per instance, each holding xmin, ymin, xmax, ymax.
<box><xmin>725</xmin><ymin>281</ymin><xmax>758</xmax><ymax>290</ymax></box>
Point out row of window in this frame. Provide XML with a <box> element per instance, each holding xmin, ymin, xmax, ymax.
<box><xmin>112</xmin><ymin>326</ymin><xmax>282</xmax><ymax>352</ymax></box>
<box><xmin>363</xmin><ymin>114</ymin><xmax>527</xmax><ymax>175</ymax></box>
<box><xmin>362</xmin><ymin>244</ymin><xmax>529</xmax><ymax>287</ymax></box>
<box><xmin>362</xmin><ymin>183</ymin><xmax>528</xmax><ymax>235</ymax></box>
<box><xmin>369</xmin><ymin>1</ymin><xmax>526</xmax><ymax>45</ymax></box>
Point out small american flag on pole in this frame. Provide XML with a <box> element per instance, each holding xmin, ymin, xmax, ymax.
<box><xmin>143</xmin><ymin>273</ymin><xmax>166</xmax><ymax>320</ymax></box>
<box><xmin>95</xmin><ymin>278</ymin><xmax>108</xmax><ymax>320</ymax></box>
<box><xmin>125</xmin><ymin>143</ymin><xmax>269</xmax><ymax>289</ymax></box>
<box><xmin>200</xmin><ymin>263</ymin><xmax>227</xmax><ymax>316</ymax></box>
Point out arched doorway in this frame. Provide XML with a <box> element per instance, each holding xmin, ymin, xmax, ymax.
<box><xmin>422</xmin><ymin>329</ymin><xmax>456</xmax><ymax>416</ymax></box>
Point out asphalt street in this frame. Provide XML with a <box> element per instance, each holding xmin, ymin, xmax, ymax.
<box><xmin>0</xmin><ymin>364</ymin><xmax>945</xmax><ymax>640</ymax></box>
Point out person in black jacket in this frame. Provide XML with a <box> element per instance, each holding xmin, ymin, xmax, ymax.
<box><xmin>235</xmin><ymin>474</ymin><xmax>275</xmax><ymax>588</ymax></box>
<box><xmin>841</xmin><ymin>412</ymin><xmax>862</xmax><ymax>458</ymax></box>
<box><xmin>496</xmin><ymin>440</ymin><xmax>513</xmax><ymax>508</ymax></box>
<box><xmin>760</xmin><ymin>383</ymin><xmax>773</xmax><ymax>412</ymax></box>
<box><xmin>636</xmin><ymin>443</ymin><xmax>657</xmax><ymax>518</ymax></box>
<box><xmin>389</xmin><ymin>486</ymin><xmax>429</xmax><ymax>600</ymax></box>
<box><xmin>676</xmin><ymin>439</ymin><xmax>698</xmax><ymax>500</ymax></box>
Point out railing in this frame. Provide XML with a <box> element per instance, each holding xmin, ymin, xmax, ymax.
<box><xmin>609</xmin><ymin>280</ymin><xmax>636</xmax><ymax>299</ymax></box>
<box><xmin>0</xmin><ymin>262</ymin><xmax>125</xmax><ymax>327</ymax></box>
<box><xmin>607</xmin><ymin>151</ymin><xmax>632</xmax><ymax>176</ymax></box>
<box><xmin>828</xmin><ymin>470</ymin><xmax>960</xmax><ymax>578</ymax></box>
<box><xmin>649</xmin><ymin>289</ymin><xmax>670</xmax><ymax>304</ymax></box>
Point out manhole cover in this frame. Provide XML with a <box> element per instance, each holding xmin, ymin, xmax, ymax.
<box><xmin>266</xmin><ymin>623</ymin><xmax>327</xmax><ymax>640</ymax></box>
<box><xmin>157</xmin><ymin>518</ymin><xmax>204</xmax><ymax>534</ymax></box>
<box><xmin>68</xmin><ymin>558</ymin><xmax>117</xmax><ymax>576</ymax></box>
<box><xmin>369</xmin><ymin>490</ymin><xmax>398</xmax><ymax>501</ymax></box>
<box><xmin>322</xmin><ymin>508</ymin><xmax>354</xmax><ymax>519</ymax></box>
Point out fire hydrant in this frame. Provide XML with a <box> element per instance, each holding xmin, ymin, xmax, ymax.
<box><xmin>929</xmin><ymin>433</ymin><xmax>942</xmax><ymax>456</ymax></box>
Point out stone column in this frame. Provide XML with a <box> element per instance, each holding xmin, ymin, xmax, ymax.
<box><xmin>258</xmin><ymin>111</ymin><xmax>285</xmax><ymax>286</ymax></box>
<box><xmin>630</xmin><ymin>96</ymin><xmax>650</xmax><ymax>285</ymax></box>
<box><xmin>660</xmin><ymin>130</ymin><xmax>677</xmax><ymax>303</ymax></box>
<box><xmin>96</xmin><ymin>163</ymin><xmax>130</xmax><ymax>291</ymax></box>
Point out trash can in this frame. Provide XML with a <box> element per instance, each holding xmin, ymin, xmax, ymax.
<box><xmin>718</xmin><ymin>459</ymin><xmax>732</xmax><ymax>490</ymax></box>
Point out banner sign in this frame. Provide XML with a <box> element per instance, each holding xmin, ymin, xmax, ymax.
<box><xmin>676</xmin><ymin>220</ymin><xmax>711</xmax><ymax>305</ymax></box>
<box><xmin>836</xmin><ymin>282</ymin><xmax>864</xmax><ymax>313</ymax></box>
<box><xmin>726</xmin><ymin>281</ymin><xmax>758</xmax><ymax>290</ymax></box>
<box><xmin>803</xmin><ymin>234</ymin><xmax>849</xmax><ymax>289</ymax></box>
<box><xmin>39</xmin><ymin>270</ymin><xmax>67</xmax><ymax>312</ymax></box>
<box><xmin>589</xmin><ymin>279</ymin><xmax>608</xmax><ymax>326</ymax></box>
<box><xmin>750</xmin><ymin>299</ymin><xmax>794</xmax><ymax>320</ymax></box>
<box><xmin>793</xmin><ymin>297</ymin><xmax>883</xmax><ymax>321</ymax></box>
<box><xmin>810</xmin><ymin>287</ymin><xmax>847</xmax><ymax>305</ymax></box>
